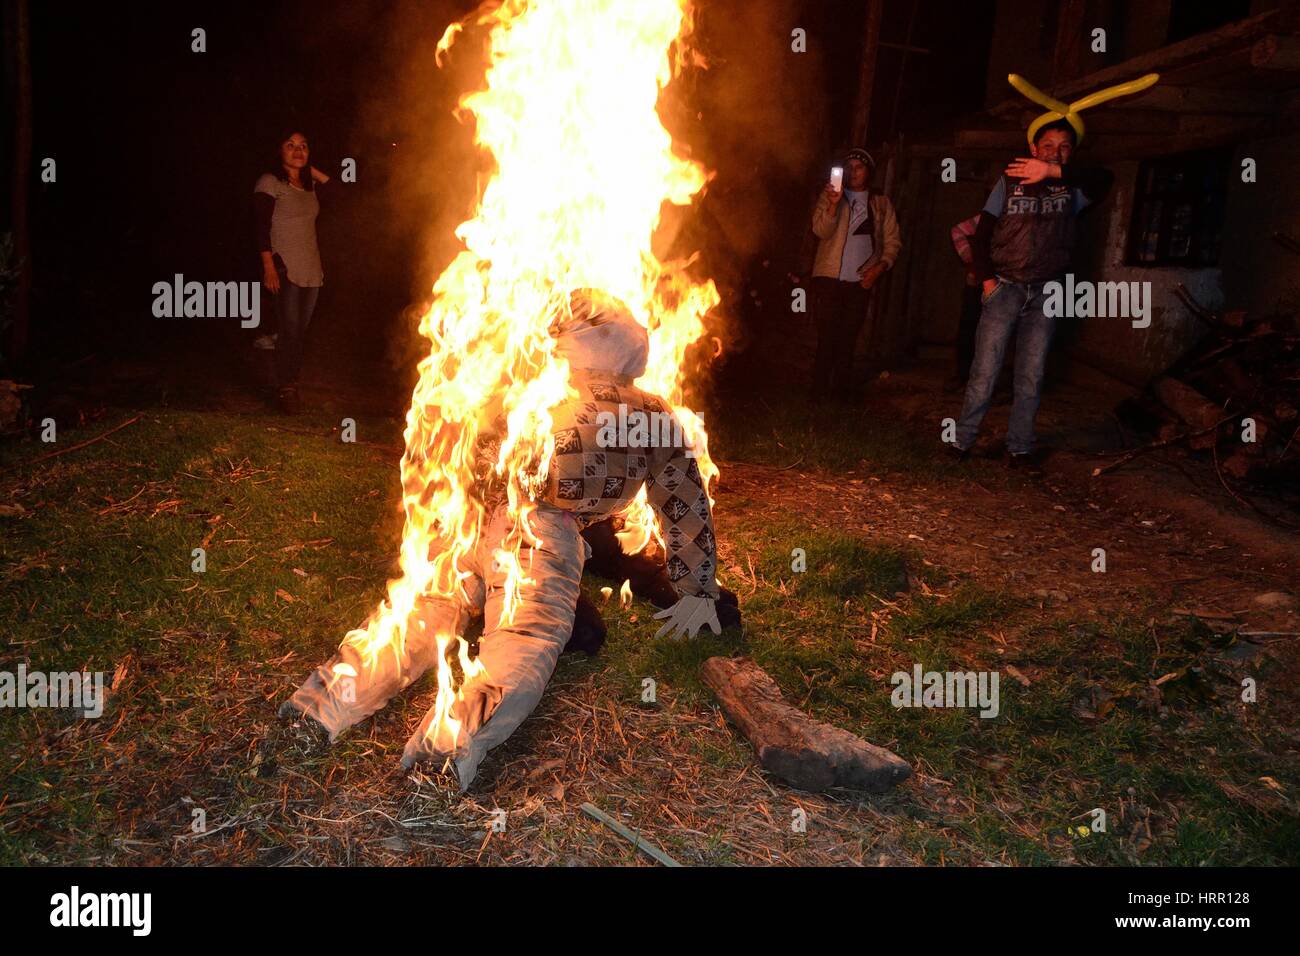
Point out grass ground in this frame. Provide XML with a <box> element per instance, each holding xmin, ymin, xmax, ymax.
<box><xmin>1</xmin><ymin>402</ymin><xmax>1296</xmax><ymax>865</ymax></box>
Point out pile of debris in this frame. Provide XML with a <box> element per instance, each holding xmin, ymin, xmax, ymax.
<box><xmin>1110</xmin><ymin>284</ymin><xmax>1299</xmax><ymax>500</ymax></box>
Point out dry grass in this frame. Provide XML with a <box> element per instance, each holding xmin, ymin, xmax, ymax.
<box><xmin>2</xmin><ymin>406</ymin><xmax>1297</xmax><ymax>866</ymax></box>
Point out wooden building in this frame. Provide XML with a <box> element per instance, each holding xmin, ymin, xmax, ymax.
<box><xmin>862</xmin><ymin>0</ymin><xmax>1300</xmax><ymax>385</ymax></box>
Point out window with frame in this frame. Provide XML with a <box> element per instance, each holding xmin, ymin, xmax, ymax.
<box><xmin>1126</xmin><ymin>148</ymin><xmax>1230</xmax><ymax>267</ymax></box>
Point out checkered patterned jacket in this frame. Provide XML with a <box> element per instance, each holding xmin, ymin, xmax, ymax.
<box><xmin>477</xmin><ymin>371</ymin><xmax>719</xmax><ymax>601</ymax></box>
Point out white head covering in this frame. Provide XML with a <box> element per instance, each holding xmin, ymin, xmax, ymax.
<box><xmin>551</xmin><ymin>289</ymin><xmax>649</xmax><ymax>380</ymax></box>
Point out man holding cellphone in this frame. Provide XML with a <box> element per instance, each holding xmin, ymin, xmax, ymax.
<box><xmin>809</xmin><ymin>147</ymin><xmax>901</xmax><ymax>402</ymax></box>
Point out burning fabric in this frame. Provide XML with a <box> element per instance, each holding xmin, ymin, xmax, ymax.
<box><xmin>280</xmin><ymin>0</ymin><xmax>723</xmax><ymax>788</ymax></box>
<box><xmin>285</xmin><ymin>293</ymin><xmax>723</xmax><ymax>786</ymax></box>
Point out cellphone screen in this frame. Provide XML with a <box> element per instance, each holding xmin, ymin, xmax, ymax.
<box><xmin>830</xmin><ymin>166</ymin><xmax>843</xmax><ymax>191</ymax></box>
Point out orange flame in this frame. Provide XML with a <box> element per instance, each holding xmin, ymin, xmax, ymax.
<box><xmin>332</xmin><ymin>0</ymin><xmax>719</xmax><ymax>759</ymax></box>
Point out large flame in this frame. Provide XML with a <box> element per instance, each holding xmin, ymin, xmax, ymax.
<box><xmin>329</xmin><ymin>0</ymin><xmax>719</xmax><ymax>758</ymax></box>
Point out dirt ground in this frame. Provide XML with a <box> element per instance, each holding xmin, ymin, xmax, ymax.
<box><xmin>799</xmin><ymin>359</ymin><xmax>1299</xmax><ymax>619</ymax></box>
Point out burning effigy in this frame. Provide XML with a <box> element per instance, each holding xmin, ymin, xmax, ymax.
<box><xmin>281</xmin><ymin>0</ymin><xmax>726</xmax><ymax>788</ymax></box>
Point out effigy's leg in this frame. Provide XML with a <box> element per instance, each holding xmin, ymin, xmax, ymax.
<box><xmin>402</xmin><ymin>506</ymin><xmax>586</xmax><ymax>787</ymax></box>
<box><xmin>282</xmin><ymin>580</ymin><xmax>483</xmax><ymax>740</ymax></box>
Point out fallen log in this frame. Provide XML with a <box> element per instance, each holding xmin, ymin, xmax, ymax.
<box><xmin>701</xmin><ymin>656</ymin><xmax>911</xmax><ymax>792</ymax></box>
<box><xmin>1152</xmin><ymin>376</ymin><xmax>1225</xmax><ymax>449</ymax></box>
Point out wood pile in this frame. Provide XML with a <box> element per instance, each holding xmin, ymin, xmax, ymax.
<box><xmin>1116</xmin><ymin>283</ymin><xmax>1299</xmax><ymax>492</ymax></box>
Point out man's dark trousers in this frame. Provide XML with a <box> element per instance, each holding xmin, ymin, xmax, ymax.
<box><xmin>811</xmin><ymin>276</ymin><xmax>870</xmax><ymax>399</ymax></box>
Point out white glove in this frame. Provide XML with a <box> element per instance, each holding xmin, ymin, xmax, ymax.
<box><xmin>652</xmin><ymin>594</ymin><xmax>722</xmax><ymax>640</ymax></box>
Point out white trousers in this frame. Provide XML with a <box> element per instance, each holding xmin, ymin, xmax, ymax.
<box><xmin>287</xmin><ymin>504</ymin><xmax>588</xmax><ymax>788</ymax></box>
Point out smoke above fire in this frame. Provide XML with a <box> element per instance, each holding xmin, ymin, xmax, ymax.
<box><xmin>363</xmin><ymin>0</ymin><xmax>834</xmax><ymax>387</ymax></box>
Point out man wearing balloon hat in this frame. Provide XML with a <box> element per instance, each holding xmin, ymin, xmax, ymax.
<box><xmin>953</xmin><ymin>73</ymin><xmax>1158</xmax><ymax>473</ymax></box>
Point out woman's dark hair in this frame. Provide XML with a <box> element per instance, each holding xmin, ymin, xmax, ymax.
<box><xmin>1033</xmin><ymin>118</ymin><xmax>1078</xmax><ymax>146</ymax></box>
<box><xmin>269</xmin><ymin>129</ymin><xmax>314</xmax><ymax>190</ymax></box>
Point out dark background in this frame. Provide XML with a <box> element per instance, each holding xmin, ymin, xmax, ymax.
<box><xmin>4</xmin><ymin>0</ymin><xmax>993</xmax><ymax>409</ymax></box>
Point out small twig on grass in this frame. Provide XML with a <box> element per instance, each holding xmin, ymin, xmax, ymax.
<box><xmin>867</xmin><ymin>591</ymin><xmax>904</xmax><ymax>611</ymax></box>
<box><xmin>5</xmin><ymin>414</ymin><xmax>142</xmax><ymax>472</ymax></box>
<box><xmin>218</xmin><ymin>555</ymin><xmax>256</xmax><ymax>574</ymax></box>
<box><xmin>580</xmin><ymin>802</ymin><xmax>681</xmax><ymax>867</ymax></box>
<box><xmin>98</xmin><ymin>484</ymin><xmax>149</xmax><ymax>514</ymax></box>
<box><xmin>172</xmin><ymin>810</ymin><xmax>265</xmax><ymax>844</ymax></box>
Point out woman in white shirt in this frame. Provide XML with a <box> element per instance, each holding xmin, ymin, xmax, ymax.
<box><xmin>253</xmin><ymin>130</ymin><xmax>329</xmax><ymax>414</ymax></box>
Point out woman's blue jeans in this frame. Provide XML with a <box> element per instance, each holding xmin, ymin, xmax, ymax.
<box><xmin>955</xmin><ymin>279</ymin><xmax>1057</xmax><ymax>455</ymax></box>
<box><xmin>275</xmin><ymin>281</ymin><xmax>320</xmax><ymax>388</ymax></box>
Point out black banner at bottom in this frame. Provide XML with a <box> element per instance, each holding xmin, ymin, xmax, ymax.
<box><xmin>0</xmin><ymin>865</ymin><xmax>1280</xmax><ymax>942</ymax></box>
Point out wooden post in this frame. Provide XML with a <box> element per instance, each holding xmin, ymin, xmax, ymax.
<box><xmin>1051</xmin><ymin>0</ymin><xmax>1088</xmax><ymax>89</ymax></box>
<box><xmin>850</xmin><ymin>0</ymin><xmax>883</xmax><ymax>146</ymax></box>
<box><xmin>5</xmin><ymin>0</ymin><xmax>33</xmax><ymax>366</ymax></box>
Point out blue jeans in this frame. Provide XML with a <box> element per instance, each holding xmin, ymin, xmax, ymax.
<box><xmin>274</xmin><ymin>281</ymin><xmax>320</xmax><ymax>388</ymax></box>
<box><xmin>955</xmin><ymin>279</ymin><xmax>1056</xmax><ymax>455</ymax></box>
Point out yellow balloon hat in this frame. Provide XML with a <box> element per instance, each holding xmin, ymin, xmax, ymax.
<box><xmin>1009</xmin><ymin>72</ymin><xmax>1160</xmax><ymax>146</ymax></box>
